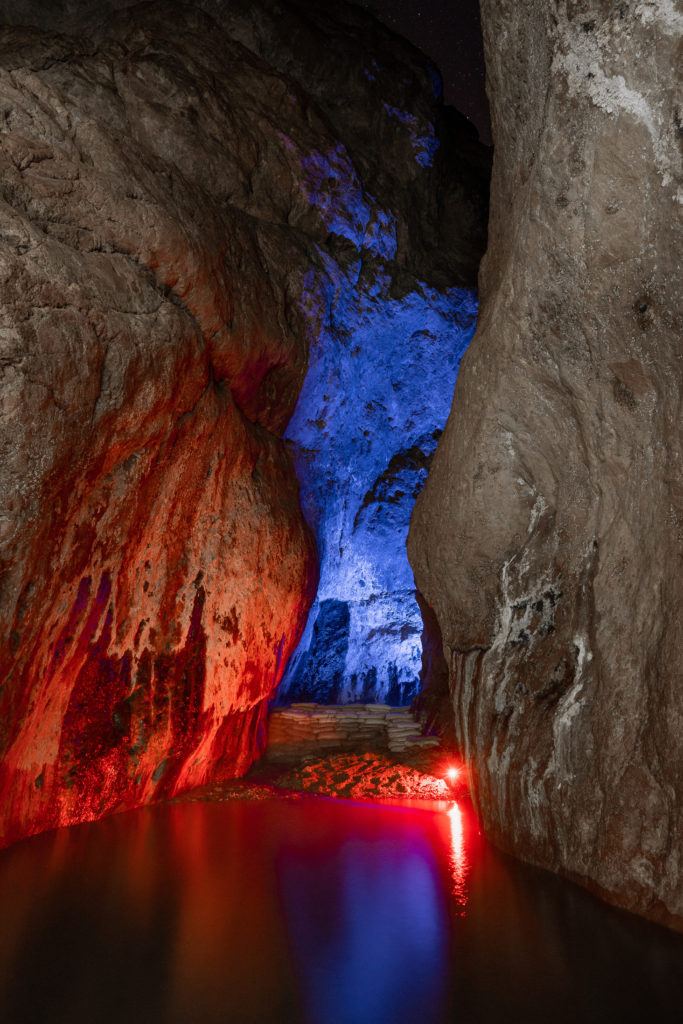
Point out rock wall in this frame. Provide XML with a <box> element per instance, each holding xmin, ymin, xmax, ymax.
<box><xmin>280</xmin><ymin>281</ymin><xmax>479</xmax><ymax>705</ymax></box>
<box><xmin>261</xmin><ymin>9</ymin><xmax>488</xmax><ymax>707</ymax></box>
<box><xmin>409</xmin><ymin>0</ymin><xmax>682</xmax><ymax>929</ymax></box>
<box><xmin>0</xmin><ymin>0</ymin><xmax>320</xmax><ymax>847</ymax></box>
<box><xmin>217</xmin><ymin>4</ymin><xmax>488</xmax><ymax>709</ymax></box>
<box><xmin>0</xmin><ymin>0</ymin><xmax>487</xmax><ymax>845</ymax></box>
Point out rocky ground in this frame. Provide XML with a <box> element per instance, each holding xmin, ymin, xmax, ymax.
<box><xmin>177</xmin><ymin>745</ymin><xmax>466</xmax><ymax>805</ymax></box>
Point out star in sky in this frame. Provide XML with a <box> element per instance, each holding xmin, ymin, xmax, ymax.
<box><xmin>358</xmin><ymin>0</ymin><xmax>490</xmax><ymax>144</ymax></box>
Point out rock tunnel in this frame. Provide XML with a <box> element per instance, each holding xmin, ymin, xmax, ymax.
<box><xmin>0</xmin><ymin>0</ymin><xmax>681</xmax><ymax>949</ymax></box>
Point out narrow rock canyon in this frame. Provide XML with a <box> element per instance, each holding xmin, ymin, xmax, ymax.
<box><xmin>0</xmin><ymin>0</ymin><xmax>486</xmax><ymax>845</ymax></box>
<box><xmin>409</xmin><ymin>0</ymin><xmax>682</xmax><ymax>930</ymax></box>
<box><xmin>1</xmin><ymin>0</ymin><xmax>681</xmax><ymax>953</ymax></box>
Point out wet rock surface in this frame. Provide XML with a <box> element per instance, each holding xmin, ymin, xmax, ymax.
<box><xmin>258</xmin><ymin>0</ymin><xmax>490</xmax><ymax>706</ymax></box>
<box><xmin>266</xmin><ymin>4</ymin><xmax>488</xmax><ymax>708</ymax></box>
<box><xmin>178</xmin><ymin>747</ymin><xmax>461</xmax><ymax>805</ymax></box>
<box><xmin>409</xmin><ymin>1</ymin><xmax>683</xmax><ymax>929</ymax></box>
<box><xmin>0</xmin><ymin>0</ymin><xmax>318</xmax><ymax>846</ymax></box>
<box><xmin>0</xmin><ymin>0</ymin><xmax>487</xmax><ymax>845</ymax></box>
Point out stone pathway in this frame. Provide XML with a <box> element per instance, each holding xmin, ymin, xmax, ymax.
<box><xmin>266</xmin><ymin>702</ymin><xmax>441</xmax><ymax>762</ymax></box>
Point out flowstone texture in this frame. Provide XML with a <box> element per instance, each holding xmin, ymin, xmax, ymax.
<box><xmin>409</xmin><ymin>0</ymin><xmax>683</xmax><ymax>930</ymax></box>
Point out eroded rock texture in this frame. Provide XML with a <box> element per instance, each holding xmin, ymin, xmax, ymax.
<box><xmin>281</xmin><ymin>282</ymin><xmax>478</xmax><ymax>706</ymax></box>
<box><xmin>0</xmin><ymin>0</ymin><xmax>487</xmax><ymax>845</ymax></box>
<box><xmin>0</xmin><ymin>1</ymin><xmax>321</xmax><ymax>847</ymax></box>
<box><xmin>266</xmin><ymin>19</ymin><xmax>487</xmax><ymax>707</ymax></box>
<box><xmin>409</xmin><ymin>0</ymin><xmax>682</xmax><ymax>928</ymax></box>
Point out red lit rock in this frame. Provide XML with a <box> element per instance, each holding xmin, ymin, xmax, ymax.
<box><xmin>0</xmin><ymin>4</ymin><xmax>324</xmax><ymax>845</ymax></box>
<box><xmin>276</xmin><ymin>752</ymin><xmax>451</xmax><ymax>802</ymax></box>
<box><xmin>409</xmin><ymin>2</ymin><xmax>682</xmax><ymax>929</ymax></box>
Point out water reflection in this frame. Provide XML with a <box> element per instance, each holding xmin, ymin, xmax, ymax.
<box><xmin>277</xmin><ymin>807</ymin><xmax>448</xmax><ymax>1024</ymax></box>
<box><xmin>0</xmin><ymin>796</ymin><xmax>681</xmax><ymax>1024</ymax></box>
<box><xmin>446</xmin><ymin>801</ymin><xmax>469</xmax><ymax>910</ymax></box>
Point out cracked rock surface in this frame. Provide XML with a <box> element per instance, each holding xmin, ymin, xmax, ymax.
<box><xmin>409</xmin><ymin>0</ymin><xmax>683</xmax><ymax>929</ymax></box>
<box><xmin>0</xmin><ymin>0</ymin><xmax>486</xmax><ymax>845</ymax></box>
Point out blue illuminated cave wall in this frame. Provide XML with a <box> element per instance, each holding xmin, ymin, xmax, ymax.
<box><xmin>247</xmin><ymin>0</ymin><xmax>489</xmax><ymax>707</ymax></box>
<box><xmin>280</xmin><ymin>252</ymin><xmax>477</xmax><ymax>705</ymax></box>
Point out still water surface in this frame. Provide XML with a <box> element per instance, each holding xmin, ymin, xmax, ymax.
<box><xmin>0</xmin><ymin>796</ymin><xmax>681</xmax><ymax>1024</ymax></box>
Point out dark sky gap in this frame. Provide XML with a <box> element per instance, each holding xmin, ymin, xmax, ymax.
<box><xmin>359</xmin><ymin>0</ymin><xmax>490</xmax><ymax>144</ymax></box>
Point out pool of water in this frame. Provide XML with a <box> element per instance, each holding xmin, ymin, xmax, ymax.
<box><xmin>0</xmin><ymin>796</ymin><xmax>681</xmax><ymax>1024</ymax></box>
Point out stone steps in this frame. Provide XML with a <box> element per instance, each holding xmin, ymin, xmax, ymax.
<box><xmin>266</xmin><ymin>702</ymin><xmax>438</xmax><ymax>761</ymax></box>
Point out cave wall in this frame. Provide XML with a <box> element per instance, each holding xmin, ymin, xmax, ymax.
<box><xmin>409</xmin><ymin>0</ymin><xmax>682</xmax><ymax>928</ymax></box>
<box><xmin>0</xmin><ymin>0</ymin><xmax>487</xmax><ymax>844</ymax></box>
<box><xmin>0</xmin><ymin>0</ymin><xmax>321</xmax><ymax>847</ymax></box>
<box><xmin>252</xmin><ymin>5</ymin><xmax>488</xmax><ymax>708</ymax></box>
<box><xmin>232</xmin><ymin>0</ymin><xmax>489</xmax><ymax>706</ymax></box>
<box><xmin>280</xmin><ymin>278</ymin><xmax>478</xmax><ymax>705</ymax></box>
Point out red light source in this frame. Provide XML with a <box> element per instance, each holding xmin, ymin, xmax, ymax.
<box><xmin>445</xmin><ymin>766</ymin><xmax>460</xmax><ymax>783</ymax></box>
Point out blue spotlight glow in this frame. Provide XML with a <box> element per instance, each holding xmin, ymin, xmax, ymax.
<box><xmin>280</xmin><ymin>250</ymin><xmax>476</xmax><ymax>705</ymax></box>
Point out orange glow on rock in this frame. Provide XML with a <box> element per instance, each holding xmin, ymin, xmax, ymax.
<box><xmin>0</xmin><ymin>383</ymin><xmax>317</xmax><ymax>850</ymax></box>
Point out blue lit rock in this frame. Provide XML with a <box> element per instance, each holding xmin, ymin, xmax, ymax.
<box><xmin>188</xmin><ymin>3</ymin><xmax>490</xmax><ymax>708</ymax></box>
<box><xmin>281</xmin><ymin>260</ymin><xmax>477</xmax><ymax>704</ymax></box>
<box><xmin>225</xmin><ymin>1</ymin><xmax>491</xmax><ymax>708</ymax></box>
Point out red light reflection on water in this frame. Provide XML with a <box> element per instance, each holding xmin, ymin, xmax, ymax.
<box><xmin>446</xmin><ymin>801</ymin><xmax>469</xmax><ymax>911</ymax></box>
<box><xmin>0</xmin><ymin>795</ymin><xmax>680</xmax><ymax>1024</ymax></box>
<box><xmin>0</xmin><ymin>798</ymin><xmax>460</xmax><ymax>1024</ymax></box>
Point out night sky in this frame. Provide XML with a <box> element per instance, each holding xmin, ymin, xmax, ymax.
<box><xmin>358</xmin><ymin>0</ymin><xmax>490</xmax><ymax>144</ymax></box>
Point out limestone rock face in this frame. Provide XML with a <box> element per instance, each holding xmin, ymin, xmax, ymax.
<box><xmin>280</xmin><ymin>282</ymin><xmax>479</xmax><ymax>706</ymax></box>
<box><xmin>409</xmin><ymin>0</ymin><xmax>682</xmax><ymax>929</ymax></box>
<box><xmin>0</xmin><ymin>0</ymin><xmax>487</xmax><ymax>845</ymax></box>
<box><xmin>0</xmin><ymin>0</ymin><xmax>323</xmax><ymax>847</ymax></box>
<box><xmin>255</xmin><ymin>8</ymin><xmax>488</xmax><ymax>708</ymax></box>
<box><xmin>224</xmin><ymin>0</ymin><xmax>489</xmax><ymax>708</ymax></box>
